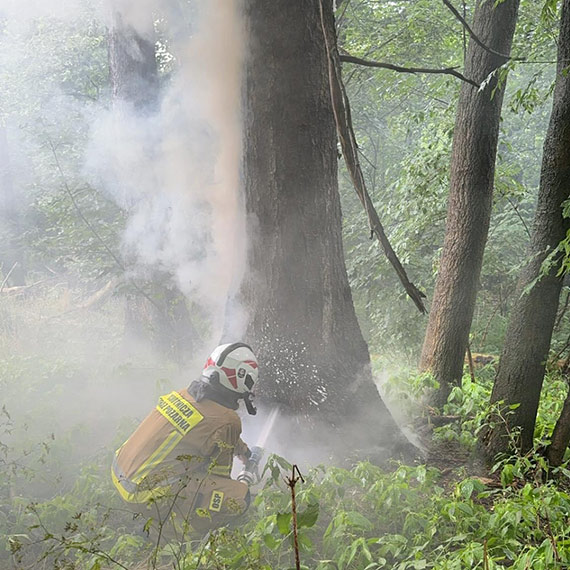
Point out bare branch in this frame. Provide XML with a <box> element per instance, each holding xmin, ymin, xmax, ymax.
<box><xmin>506</xmin><ymin>196</ymin><xmax>531</xmax><ymax>239</ymax></box>
<box><xmin>47</xmin><ymin>138</ymin><xmax>175</xmax><ymax>324</ymax></box>
<box><xmin>285</xmin><ymin>465</ymin><xmax>305</xmax><ymax>570</ymax></box>
<box><xmin>1</xmin><ymin>280</ymin><xmax>47</xmax><ymax>296</ymax></box>
<box><xmin>340</xmin><ymin>53</ymin><xmax>480</xmax><ymax>88</ymax></box>
<box><xmin>47</xmin><ymin>138</ymin><xmax>126</xmax><ymax>272</ymax></box>
<box><xmin>0</xmin><ymin>262</ymin><xmax>18</xmax><ymax>293</ymax></box>
<box><xmin>319</xmin><ymin>1</ymin><xmax>427</xmax><ymax>314</ymax></box>
<box><xmin>442</xmin><ymin>0</ymin><xmax>518</xmax><ymax>62</ymax></box>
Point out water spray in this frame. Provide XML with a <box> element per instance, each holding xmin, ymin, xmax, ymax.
<box><xmin>237</xmin><ymin>406</ymin><xmax>279</xmax><ymax>485</ymax></box>
<box><xmin>256</xmin><ymin>406</ymin><xmax>280</xmax><ymax>449</ymax></box>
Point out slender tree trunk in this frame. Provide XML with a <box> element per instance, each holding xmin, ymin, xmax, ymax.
<box><xmin>481</xmin><ymin>0</ymin><xmax>570</xmax><ymax>461</ymax></box>
<box><xmin>547</xmin><ymin>383</ymin><xmax>570</xmax><ymax>467</ymax></box>
<box><xmin>240</xmin><ymin>0</ymin><xmax>413</xmax><ymax>459</ymax></box>
<box><xmin>108</xmin><ymin>9</ymin><xmax>158</xmax><ymax>111</ymax></box>
<box><xmin>419</xmin><ymin>0</ymin><xmax>520</xmax><ymax>406</ymax></box>
<box><xmin>108</xmin><ymin>3</ymin><xmax>196</xmax><ymax>363</ymax></box>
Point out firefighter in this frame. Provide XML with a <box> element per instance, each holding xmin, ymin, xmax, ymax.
<box><xmin>111</xmin><ymin>342</ymin><xmax>259</xmax><ymax>539</ymax></box>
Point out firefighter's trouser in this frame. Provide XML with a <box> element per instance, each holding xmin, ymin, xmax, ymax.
<box><xmin>132</xmin><ymin>473</ymin><xmax>250</xmax><ymax>541</ymax></box>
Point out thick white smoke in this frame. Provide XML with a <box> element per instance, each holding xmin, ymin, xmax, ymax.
<box><xmin>0</xmin><ymin>0</ymin><xmax>250</xmax><ymax>494</ymax></box>
<box><xmin>0</xmin><ymin>0</ymin><xmax>87</xmax><ymax>22</ymax></box>
<box><xmin>85</xmin><ymin>0</ymin><xmax>246</xmax><ymax>344</ymax></box>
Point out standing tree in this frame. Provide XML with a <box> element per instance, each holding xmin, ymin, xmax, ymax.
<box><xmin>108</xmin><ymin>8</ymin><xmax>159</xmax><ymax>110</ymax></box>
<box><xmin>481</xmin><ymin>0</ymin><xmax>570</xmax><ymax>461</ymax></box>
<box><xmin>419</xmin><ymin>0</ymin><xmax>520</xmax><ymax>405</ymax></box>
<box><xmin>108</xmin><ymin>2</ymin><xmax>196</xmax><ymax>363</ymax></box>
<box><xmin>240</xmin><ymin>0</ymin><xmax>412</xmax><ymax>458</ymax></box>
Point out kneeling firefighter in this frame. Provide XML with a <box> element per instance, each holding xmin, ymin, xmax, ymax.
<box><xmin>111</xmin><ymin>342</ymin><xmax>259</xmax><ymax>538</ymax></box>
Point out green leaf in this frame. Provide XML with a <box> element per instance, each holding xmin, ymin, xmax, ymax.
<box><xmin>276</xmin><ymin>512</ymin><xmax>292</xmax><ymax>535</ymax></box>
<box><xmin>415</xmin><ymin>465</ymin><xmax>427</xmax><ymax>484</ymax></box>
<box><xmin>456</xmin><ymin>502</ymin><xmax>473</xmax><ymax>516</ymax></box>
<box><xmin>344</xmin><ymin>511</ymin><xmax>373</xmax><ymax>531</ymax></box>
<box><xmin>298</xmin><ymin>532</ymin><xmax>313</xmax><ymax>551</ymax></box>
<box><xmin>297</xmin><ymin>501</ymin><xmax>319</xmax><ymax>528</ymax></box>
<box><xmin>263</xmin><ymin>534</ymin><xmax>279</xmax><ymax>550</ymax></box>
<box><xmin>460</xmin><ymin>480</ymin><xmax>474</xmax><ymax>499</ymax></box>
<box><xmin>275</xmin><ymin>455</ymin><xmax>293</xmax><ymax>471</ymax></box>
<box><xmin>501</xmin><ymin>464</ymin><xmax>515</xmax><ymax>487</ymax></box>
<box><xmin>143</xmin><ymin>517</ymin><xmax>153</xmax><ymax>533</ymax></box>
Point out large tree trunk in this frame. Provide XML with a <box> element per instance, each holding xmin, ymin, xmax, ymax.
<box><xmin>108</xmin><ymin>3</ymin><xmax>196</xmax><ymax>363</ymax></box>
<box><xmin>240</xmin><ymin>0</ymin><xmax>412</xmax><ymax>459</ymax></box>
<box><xmin>481</xmin><ymin>0</ymin><xmax>570</xmax><ymax>461</ymax></box>
<box><xmin>419</xmin><ymin>0</ymin><xmax>520</xmax><ymax>406</ymax></box>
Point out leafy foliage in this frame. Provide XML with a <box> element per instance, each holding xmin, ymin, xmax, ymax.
<box><xmin>9</xmin><ymin>447</ymin><xmax>570</xmax><ymax>569</ymax></box>
<box><xmin>2</xmin><ymin>335</ymin><xmax>570</xmax><ymax>570</ymax></box>
<box><xmin>338</xmin><ymin>0</ymin><xmax>558</xmax><ymax>359</ymax></box>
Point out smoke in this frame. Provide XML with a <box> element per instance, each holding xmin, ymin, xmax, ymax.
<box><xmin>0</xmin><ymin>0</ymin><xmax>247</xmax><ymax>349</ymax></box>
<box><xmin>0</xmin><ymin>0</ymin><xmax>409</xmax><ymax>498</ymax></box>
<box><xmin>0</xmin><ymin>0</ymin><xmax>88</xmax><ymax>22</ymax></box>
<box><xmin>0</xmin><ymin>0</ymin><xmax>250</xmax><ymax>497</ymax></box>
<box><xmin>85</xmin><ymin>0</ymin><xmax>246</xmax><ymax>344</ymax></box>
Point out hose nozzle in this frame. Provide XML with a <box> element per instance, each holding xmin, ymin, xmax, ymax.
<box><xmin>237</xmin><ymin>445</ymin><xmax>264</xmax><ymax>486</ymax></box>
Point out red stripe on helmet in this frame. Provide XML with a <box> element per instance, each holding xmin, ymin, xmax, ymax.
<box><xmin>222</xmin><ymin>367</ymin><xmax>238</xmax><ymax>389</ymax></box>
<box><xmin>204</xmin><ymin>357</ymin><xmax>216</xmax><ymax>369</ymax></box>
<box><xmin>244</xmin><ymin>360</ymin><xmax>258</xmax><ymax>369</ymax></box>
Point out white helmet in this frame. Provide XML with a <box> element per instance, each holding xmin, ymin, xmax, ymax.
<box><xmin>203</xmin><ymin>342</ymin><xmax>258</xmax><ymax>396</ymax></box>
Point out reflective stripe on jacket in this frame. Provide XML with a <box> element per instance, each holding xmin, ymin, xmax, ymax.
<box><xmin>111</xmin><ymin>389</ymin><xmax>248</xmax><ymax>503</ymax></box>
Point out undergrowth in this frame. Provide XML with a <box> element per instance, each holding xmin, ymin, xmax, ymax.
<box><xmin>5</xmin><ymin>451</ymin><xmax>570</xmax><ymax>569</ymax></box>
<box><xmin>4</xmin><ymin>365</ymin><xmax>570</xmax><ymax>569</ymax></box>
<box><xmin>3</xmin><ymin>295</ymin><xmax>570</xmax><ymax>569</ymax></box>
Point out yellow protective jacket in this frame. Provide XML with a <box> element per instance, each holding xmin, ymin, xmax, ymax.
<box><xmin>112</xmin><ymin>388</ymin><xmax>249</xmax><ymax>504</ymax></box>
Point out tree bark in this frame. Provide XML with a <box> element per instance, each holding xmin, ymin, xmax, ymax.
<box><xmin>419</xmin><ymin>0</ymin><xmax>520</xmax><ymax>406</ymax></box>
<box><xmin>108</xmin><ymin>9</ymin><xmax>158</xmax><ymax>112</ymax></box>
<box><xmin>481</xmin><ymin>0</ymin><xmax>570</xmax><ymax>461</ymax></box>
<box><xmin>240</xmin><ymin>0</ymin><xmax>413</xmax><ymax>459</ymax></box>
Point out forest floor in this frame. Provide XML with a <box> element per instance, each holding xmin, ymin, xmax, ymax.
<box><xmin>2</xmin><ymin>287</ymin><xmax>570</xmax><ymax>568</ymax></box>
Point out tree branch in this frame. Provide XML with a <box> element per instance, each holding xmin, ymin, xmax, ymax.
<box><xmin>47</xmin><ymin>138</ymin><xmax>126</xmax><ymax>272</ymax></box>
<box><xmin>442</xmin><ymin>0</ymin><xmax>517</xmax><ymax>62</ymax></box>
<box><xmin>47</xmin><ymin>138</ymin><xmax>175</xmax><ymax>325</ymax></box>
<box><xmin>319</xmin><ymin>1</ymin><xmax>427</xmax><ymax>314</ymax></box>
<box><xmin>0</xmin><ymin>262</ymin><xmax>18</xmax><ymax>293</ymax></box>
<box><xmin>285</xmin><ymin>465</ymin><xmax>304</xmax><ymax>570</ymax></box>
<box><xmin>340</xmin><ymin>53</ymin><xmax>480</xmax><ymax>88</ymax></box>
<box><xmin>506</xmin><ymin>196</ymin><xmax>531</xmax><ymax>239</ymax></box>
